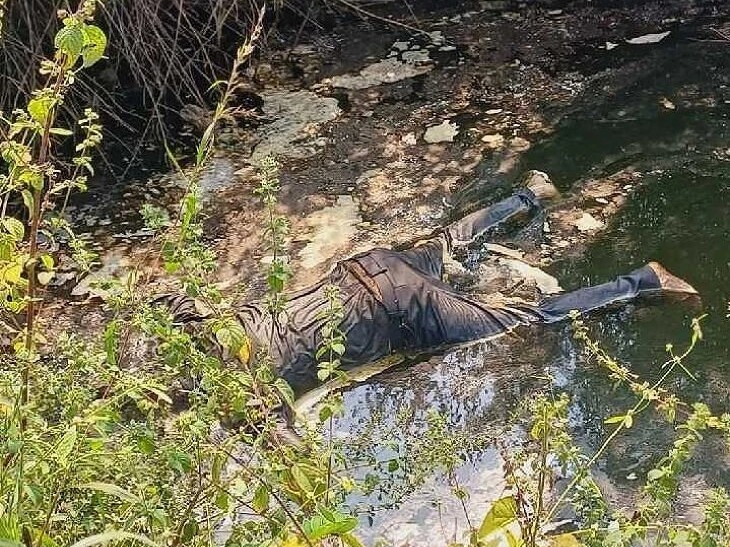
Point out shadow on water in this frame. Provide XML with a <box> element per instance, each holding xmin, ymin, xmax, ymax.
<box><xmin>336</xmin><ymin>37</ymin><xmax>730</xmax><ymax>546</ymax></box>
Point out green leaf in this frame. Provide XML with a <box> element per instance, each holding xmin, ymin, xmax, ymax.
<box><xmin>2</xmin><ymin>263</ymin><xmax>23</xmax><ymax>284</ymax></box>
<box><xmin>290</xmin><ymin>464</ymin><xmax>313</xmax><ymax>495</ymax></box>
<box><xmin>78</xmin><ymin>482</ymin><xmax>141</xmax><ymax>504</ymax></box>
<box><xmin>0</xmin><ymin>541</ymin><xmax>24</xmax><ymax>547</ymax></box>
<box><xmin>28</xmin><ymin>97</ymin><xmax>53</xmax><ymax>125</ymax></box>
<box><xmin>647</xmin><ymin>468</ymin><xmax>665</xmax><ymax>482</ymax></box>
<box><xmin>274</xmin><ymin>377</ymin><xmax>295</xmax><ymax>408</ymax></box>
<box><xmin>505</xmin><ymin>529</ymin><xmax>522</xmax><ymax>547</ymax></box>
<box><xmin>21</xmin><ymin>190</ymin><xmax>34</xmax><ymax>213</ymax></box>
<box><xmin>40</xmin><ymin>254</ymin><xmax>54</xmax><ymax>270</ymax></box>
<box><xmin>180</xmin><ymin>520</ymin><xmax>198</xmax><ymax>544</ymax></box>
<box><xmin>136</xmin><ymin>433</ymin><xmax>155</xmax><ymax>455</ymax></box>
<box><xmin>56</xmin><ymin>425</ymin><xmax>77</xmax><ymax>462</ymax></box>
<box><xmin>54</xmin><ymin>25</ymin><xmax>85</xmax><ymax>64</ymax></box>
<box><xmin>340</xmin><ymin>533</ymin><xmax>365</xmax><ymax>547</ymax></box>
<box><xmin>81</xmin><ymin>25</ymin><xmax>107</xmax><ymax>67</ymax></box>
<box><xmin>331</xmin><ymin>342</ymin><xmax>346</xmax><ymax>355</ymax></box>
<box><xmin>68</xmin><ymin>531</ymin><xmax>160</xmax><ymax>547</ymax></box>
<box><xmin>103</xmin><ymin>320</ymin><xmax>118</xmax><ymax>366</ymax></box>
<box><xmin>251</xmin><ymin>484</ymin><xmax>269</xmax><ymax>513</ymax></box>
<box><xmin>2</xmin><ymin>218</ymin><xmax>25</xmax><ymax>240</ymax></box>
<box><xmin>304</xmin><ymin>510</ymin><xmax>358</xmax><ymax>541</ymax></box>
<box><xmin>478</xmin><ymin>496</ymin><xmax>518</xmax><ymax>539</ymax></box>
<box><xmin>214</xmin><ymin>491</ymin><xmax>229</xmax><ymax>512</ymax></box>
<box><xmin>604</xmin><ymin>415</ymin><xmax>626</xmax><ymax>425</ymax></box>
<box><xmin>49</xmin><ymin>127</ymin><xmax>73</xmax><ymax>136</ymax></box>
<box><xmin>214</xmin><ymin>324</ymin><xmax>244</xmax><ymax>351</ymax></box>
<box><xmin>167</xmin><ymin>449</ymin><xmax>192</xmax><ymax>474</ymax></box>
<box><xmin>550</xmin><ymin>532</ymin><xmax>583</xmax><ymax>546</ymax></box>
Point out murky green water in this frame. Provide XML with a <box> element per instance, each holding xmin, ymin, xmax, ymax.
<box><xmin>336</xmin><ymin>39</ymin><xmax>730</xmax><ymax>546</ymax></box>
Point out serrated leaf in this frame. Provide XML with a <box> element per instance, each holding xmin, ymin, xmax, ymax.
<box><xmin>78</xmin><ymin>482</ymin><xmax>141</xmax><ymax>504</ymax></box>
<box><xmin>81</xmin><ymin>25</ymin><xmax>107</xmax><ymax>67</ymax></box>
<box><xmin>54</xmin><ymin>25</ymin><xmax>85</xmax><ymax>64</ymax></box>
<box><xmin>167</xmin><ymin>449</ymin><xmax>192</xmax><ymax>474</ymax></box>
<box><xmin>2</xmin><ymin>218</ymin><xmax>25</xmax><ymax>240</ymax></box>
<box><xmin>478</xmin><ymin>496</ymin><xmax>518</xmax><ymax>539</ymax></box>
<box><xmin>28</xmin><ymin>97</ymin><xmax>53</xmax><ymax>125</ymax></box>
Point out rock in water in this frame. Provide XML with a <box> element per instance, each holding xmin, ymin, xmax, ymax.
<box><xmin>424</xmin><ymin>121</ymin><xmax>459</xmax><ymax>143</ymax></box>
<box><xmin>573</xmin><ymin>212</ymin><xmax>605</xmax><ymax>232</ymax></box>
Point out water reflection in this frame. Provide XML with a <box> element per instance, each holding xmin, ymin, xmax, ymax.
<box><xmin>334</xmin><ymin>35</ymin><xmax>730</xmax><ymax>547</ymax></box>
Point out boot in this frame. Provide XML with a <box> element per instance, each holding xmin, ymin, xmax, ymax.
<box><xmin>523</xmin><ymin>170</ymin><xmax>559</xmax><ymax>201</ymax></box>
<box><xmin>647</xmin><ymin>262</ymin><xmax>699</xmax><ymax>295</ymax></box>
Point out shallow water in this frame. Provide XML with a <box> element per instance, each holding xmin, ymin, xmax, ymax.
<box><xmin>334</xmin><ymin>36</ymin><xmax>730</xmax><ymax>546</ymax></box>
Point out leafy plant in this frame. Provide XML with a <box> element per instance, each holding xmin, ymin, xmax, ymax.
<box><xmin>483</xmin><ymin>316</ymin><xmax>730</xmax><ymax>547</ymax></box>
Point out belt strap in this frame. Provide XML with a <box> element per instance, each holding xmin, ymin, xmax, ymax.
<box><xmin>344</xmin><ymin>251</ymin><xmax>417</xmax><ymax>349</ymax></box>
<box><xmin>341</xmin><ymin>259</ymin><xmax>384</xmax><ymax>304</ymax></box>
<box><xmin>352</xmin><ymin>253</ymin><xmax>402</xmax><ymax>316</ymax></box>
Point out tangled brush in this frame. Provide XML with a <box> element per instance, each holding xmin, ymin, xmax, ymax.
<box><xmin>0</xmin><ymin>0</ymin><xmax>411</xmax><ymax>158</ymax></box>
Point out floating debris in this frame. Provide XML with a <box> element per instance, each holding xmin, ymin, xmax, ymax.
<box><xmin>626</xmin><ymin>31</ymin><xmax>670</xmax><ymax>45</ymax></box>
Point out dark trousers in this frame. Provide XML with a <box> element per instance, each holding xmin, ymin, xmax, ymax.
<box><xmin>350</xmin><ymin>190</ymin><xmax>662</xmax><ymax>350</ymax></box>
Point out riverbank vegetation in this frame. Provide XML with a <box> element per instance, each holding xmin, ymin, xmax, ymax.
<box><xmin>1</xmin><ymin>2</ymin><xmax>729</xmax><ymax>546</ymax></box>
<box><xmin>0</xmin><ymin>0</ymin><xmax>402</xmax><ymax>148</ymax></box>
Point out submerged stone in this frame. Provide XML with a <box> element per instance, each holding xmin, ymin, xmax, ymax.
<box><xmin>322</xmin><ymin>56</ymin><xmax>433</xmax><ymax>90</ymax></box>
<box><xmin>249</xmin><ymin>90</ymin><xmax>340</xmax><ymax>164</ymax></box>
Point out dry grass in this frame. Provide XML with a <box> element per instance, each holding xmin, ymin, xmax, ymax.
<box><xmin>0</xmin><ymin>0</ymin><xmax>412</xmax><ymax>155</ymax></box>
